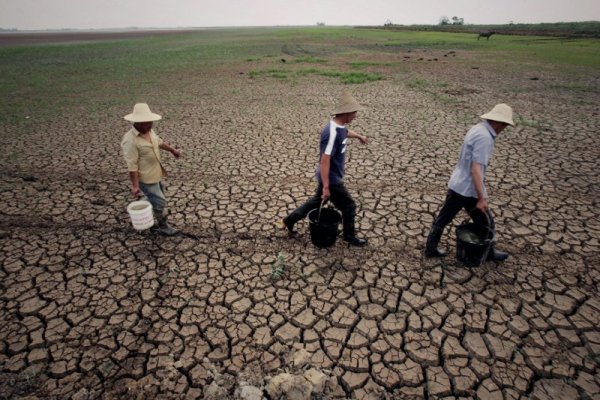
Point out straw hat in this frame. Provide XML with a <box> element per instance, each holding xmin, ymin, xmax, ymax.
<box><xmin>332</xmin><ymin>92</ymin><xmax>364</xmax><ymax>115</ymax></box>
<box><xmin>480</xmin><ymin>103</ymin><xmax>514</xmax><ymax>126</ymax></box>
<box><xmin>124</xmin><ymin>103</ymin><xmax>162</xmax><ymax>122</ymax></box>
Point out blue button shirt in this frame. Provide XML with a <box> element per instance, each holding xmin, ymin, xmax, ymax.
<box><xmin>448</xmin><ymin>121</ymin><xmax>497</xmax><ymax>198</ymax></box>
<box><xmin>315</xmin><ymin>121</ymin><xmax>348</xmax><ymax>185</ymax></box>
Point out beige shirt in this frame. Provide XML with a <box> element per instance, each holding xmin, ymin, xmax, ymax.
<box><xmin>121</xmin><ymin>128</ymin><xmax>165</xmax><ymax>184</ymax></box>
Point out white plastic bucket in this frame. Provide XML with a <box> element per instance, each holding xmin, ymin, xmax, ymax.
<box><xmin>127</xmin><ymin>200</ymin><xmax>154</xmax><ymax>230</ymax></box>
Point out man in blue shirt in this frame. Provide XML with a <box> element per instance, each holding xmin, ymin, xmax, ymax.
<box><xmin>282</xmin><ymin>92</ymin><xmax>369</xmax><ymax>246</ymax></box>
<box><xmin>425</xmin><ymin>104</ymin><xmax>514</xmax><ymax>261</ymax></box>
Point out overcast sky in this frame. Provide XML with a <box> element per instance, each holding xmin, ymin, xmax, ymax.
<box><xmin>1</xmin><ymin>0</ymin><xmax>598</xmax><ymax>30</ymax></box>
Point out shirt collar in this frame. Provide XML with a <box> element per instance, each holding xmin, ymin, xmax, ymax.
<box><xmin>133</xmin><ymin>127</ymin><xmax>152</xmax><ymax>137</ymax></box>
<box><xmin>482</xmin><ymin>120</ymin><xmax>497</xmax><ymax>140</ymax></box>
<box><xmin>330</xmin><ymin>120</ymin><xmax>345</xmax><ymax>129</ymax></box>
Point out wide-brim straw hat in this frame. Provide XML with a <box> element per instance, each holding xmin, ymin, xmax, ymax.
<box><xmin>332</xmin><ymin>92</ymin><xmax>364</xmax><ymax>115</ymax></box>
<box><xmin>124</xmin><ymin>103</ymin><xmax>162</xmax><ymax>122</ymax></box>
<box><xmin>480</xmin><ymin>103</ymin><xmax>514</xmax><ymax>126</ymax></box>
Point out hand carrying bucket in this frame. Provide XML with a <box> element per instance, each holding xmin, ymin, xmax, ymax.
<box><xmin>307</xmin><ymin>200</ymin><xmax>342</xmax><ymax>248</ymax></box>
<box><xmin>127</xmin><ymin>200</ymin><xmax>154</xmax><ymax>230</ymax></box>
<box><xmin>455</xmin><ymin>211</ymin><xmax>494</xmax><ymax>267</ymax></box>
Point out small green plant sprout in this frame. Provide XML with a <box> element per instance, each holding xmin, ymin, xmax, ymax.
<box><xmin>269</xmin><ymin>252</ymin><xmax>308</xmax><ymax>281</ymax></box>
<box><xmin>270</xmin><ymin>251</ymin><xmax>287</xmax><ymax>280</ymax></box>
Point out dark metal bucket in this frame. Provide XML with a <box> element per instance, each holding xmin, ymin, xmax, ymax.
<box><xmin>455</xmin><ymin>222</ymin><xmax>494</xmax><ymax>267</ymax></box>
<box><xmin>307</xmin><ymin>205</ymin><xmax>341</xmax><ymax>248</ymax></box>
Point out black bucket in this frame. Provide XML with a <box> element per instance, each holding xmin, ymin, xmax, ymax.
<box><xmin>455</xmin><ymin>222</ymin><xmax>494</xmax><ymax>267</ymax></box>
<box><xmin>308</xmin><ymin>207</ymin><xmax>342</xmax><ymax>248</ymax></box>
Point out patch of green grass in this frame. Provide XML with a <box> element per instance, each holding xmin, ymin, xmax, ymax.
<box><xmin>308</xmin><ymin>69</ymin><xmax>383</xmax><ymax>84</ymax></box>
<box><xmin>251</xmin><ymin>67</ymin><xmax>382</xmax><ymax>84</ymax></box>
<box><xmin>293</xmin><ymin>56</ymin><xmax>327</xmax><ymax>63</ymax></box>
<box><xmin>339</xmin><ymin>71</ymin><xmax>383</xmax><ymax>84</ymax></box>
<box><xmin>348</xmin><ymin>61</ymin><xmax>396</xmax><ymax>68</ymax></box>
<box><xmin>406</xmin><ymin>78</ymin><xmax>428</xmax><ymax>89</ymax></box>
<box><xmin>514</xmin><ymin>116</ymin><xmax>542</xmax><ymax>129</ymax></box>
<box><xmin>548</xmin><ymin>82</ymin><xmax>596</xmax><ymax>92</ymax></box>
<box><xmin>379</xmin><ymin>30</ymin><xmax>600</xmax><ymax>67</ymax></box>
<box><xmin>249</xmin><ymin>69</ymin><xmax>289</xmax><ymax>80</ymax></box>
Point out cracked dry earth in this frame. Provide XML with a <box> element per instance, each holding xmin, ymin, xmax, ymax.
<box><xmin>1</xmin><ymin>48</ymin><xmax>599</xmax><ymax>399</ymax></box>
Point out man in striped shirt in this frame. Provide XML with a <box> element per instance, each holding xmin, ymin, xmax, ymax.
<box><xmin>282</xmin><ymin>92</ymin><xmax>369</xmax><ymax>247</ymax></box>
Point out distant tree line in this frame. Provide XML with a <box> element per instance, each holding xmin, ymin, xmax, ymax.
<box><xmin>439</xmin><ymin>16</ymin><xmax>464</xmax><ymax>26</ymax></box>
<box><xmin>371</xmin><ymin>21</ymin><xmax>600</xmax><ymax>38</ymax></box>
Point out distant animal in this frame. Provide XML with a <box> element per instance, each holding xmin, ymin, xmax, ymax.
<box><xmin>478</xmin><ymin>31</ymin><xmax>496</xmax><ymax>40</ymax></box>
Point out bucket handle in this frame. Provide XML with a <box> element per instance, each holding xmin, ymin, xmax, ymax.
<box><xmin>317</xmin><ymin>199</ymin><xmax>328</xmax><ymax>223</ymax></box>
<box><xmin>462</xmin><ymin>207</ymin><xmax>494</xmax><ymax>240</ymax></box>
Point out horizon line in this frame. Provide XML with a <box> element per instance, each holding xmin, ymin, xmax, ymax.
<box><xmin>1</xmin><ymin>20</ymin><xmax>599</xmax><ymax>33</ymax></box>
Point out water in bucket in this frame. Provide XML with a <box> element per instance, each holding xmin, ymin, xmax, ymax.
<box><xmin>455</xmin><ymin>222</ymin><xmax>493</xmax><ymax>267</ymax></box>
<box><xmin>127</xmin><ymin>200</ymin><xmax>154</xmax><ymax>230</ymax></box>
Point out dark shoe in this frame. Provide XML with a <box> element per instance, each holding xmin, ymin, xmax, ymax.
<box><xmin>487</xmin><ymin>248</ymin><xmax>509</xmax><ymax>261</ymax></box>
<box><xmin>425</xmin><ymin>225</ymin><xmax>447</xmax><ymax>257</ymax></box>
<box><xmin>156</xmin><ymin>225</ymin><xmax>178</xmax><ymax>236</ymax></box>
<box><xmin>344</xmin><ymin>236</ymin><xmax>368</xmax><ymax>247</ymax></box>
<box><xmin>280</xmin><ymin>218</ymin><xmax>298</xmax><ymax>237</ymax></box>
<box><xmin>156</xmin><ymin>216</ymin><xmax>179</xmax><ymax>236</ymax></box>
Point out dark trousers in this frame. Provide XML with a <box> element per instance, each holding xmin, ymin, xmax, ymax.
<box><xmin>286</xmin><ymin>183</ymin><xmax>357</xmax><ymax>238</ymax></box>
<box><xmin>433</xmin><ymin>190</ymin><xmax>495</xmax><ymax>233</ymax></box>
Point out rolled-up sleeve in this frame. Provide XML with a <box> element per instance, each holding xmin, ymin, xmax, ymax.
<box><xmin>121</xmin><ymin>139</ymin><xmax>139</xmax><ymax>172</ymax></box>
<box><xmin>471</xmin><ymin>134</ymin><xmax>492</xmax><ymax>166</ymax></box>
<box><xmin>155</xmin><ymin>133</ymin><xmax>163</xmax><ymax>147</ymax></box>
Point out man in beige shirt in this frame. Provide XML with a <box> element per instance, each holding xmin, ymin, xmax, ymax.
<box><xmin>121</xmin><ymin>103</ymin><xmax>181</xmax><ymax>235</ymax></box>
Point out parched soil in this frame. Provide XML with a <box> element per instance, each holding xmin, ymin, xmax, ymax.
<box><xmin>1</xmin><ymin>42</ymin><xmax>599</xmax><ymax>399</ymax></box>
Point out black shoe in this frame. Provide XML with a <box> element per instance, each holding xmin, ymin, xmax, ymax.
<box><xmin>487</xmin><ymin>248</ymin><xmax>509</xmax><ymax>261</ymax></box>
<box><xmin>425</xmin><ymin>247</ymin><xmax>447</xmax><ymax>257</ymax></box>
<box><xmin>280</xmin><ymin>218</ymin><xmax>298</xmax><ymax>237</ymax></box>
<box><xmin>425</xmin><ymin>225</ymin><xmax>446</xmax><ymax>258</ymax></box>
<box><xmin>344</xmin><ymin>236</ymin><xmax>368</xmax><ymax>247</ymax></box>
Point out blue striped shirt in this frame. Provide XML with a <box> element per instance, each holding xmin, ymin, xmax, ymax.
<box><xmin>315</xmin><ymin>121</ymin><xmax>348</xmax><ymax>185</ymax></box>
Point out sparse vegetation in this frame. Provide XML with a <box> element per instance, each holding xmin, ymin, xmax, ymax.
<box><xmin>514</xmin><ymin>116</ymin><xmax>543</xmax><ymax>129</ymax></box>
<box><xmin>1</xmin><ymin>26</ymin><xmax>598</xmax><ymax>123</ymax></box>
<box><xmin>348</xmin><ymin>61</ymin><xmax>396</xmax><ymax>68</ymax></box>
<box><xmin>250</xmin><ymin>67</ymin><xmax>383</xmax><ymax>84</ymax></box>
<box><xmin>293</xmin><ymin>56</ymin><xmax>327</xmax><ymax>63</ymax></box>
